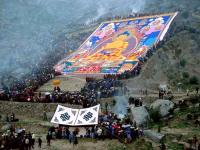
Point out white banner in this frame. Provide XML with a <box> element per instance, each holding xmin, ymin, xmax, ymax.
<box><xmin>75</xmin><ymin>104</ymin><xmax>100</xmax><ymax>125</ymax></box>
<box><xmin>51</xmin><ymin>105</ymin><xmax>79</xmax><ymax>125</ymax></box>
<box><xmin>51</xmin><ymin>104</ymin><xmax>100</xmax><ymax>126</ymax></box>
<box><xmin>159</xmin><ymin>12</ymin><xmax>178</xmax><ymax>41</ymax></box>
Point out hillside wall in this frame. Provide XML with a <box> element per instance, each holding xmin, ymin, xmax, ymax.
<box><xmin>0</xmin><ymin>101</ymin><xmax>81</xmax><ymax>119</ymax></box>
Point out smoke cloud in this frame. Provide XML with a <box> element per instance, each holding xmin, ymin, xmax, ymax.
<box><xmin>112</xmin><ymin>96</ymin><xmax>129</xmax><ymax>118</ymax></box>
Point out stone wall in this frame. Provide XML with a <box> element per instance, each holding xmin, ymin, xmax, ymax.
<box><xmin>0</xmin><ymin>101</ymin><xmax>82</xmax><ymax>119</ymax></box>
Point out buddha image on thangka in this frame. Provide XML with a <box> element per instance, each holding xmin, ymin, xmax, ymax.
<box><xmin>55</xmin><ymin>14</ymin><xmax>176</xmax><ymax>74</ymax></box>
<box><xmin>70</xmin><ymin>27</ymin><xmax>143</xmax><ymax>69</ymax></box>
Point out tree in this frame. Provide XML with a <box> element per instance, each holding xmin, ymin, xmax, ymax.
<box><xmin>182</xmin><ymin>72</ymin><xmax>189</xmax><ymax>78</ymax></box>
<box><xmin>180</xmin><ymin>59</ymin><xmax>186</xmax><ymax>67</ymax></box>
<box><xmin>149</xmin><ymin>108</ymin><xmax>161</xmax><ymax>123</ymax></box>
<box><xmin>189</xmin><ymin>76</ymin><xmax>199</xmax><ymax>85</ymax></box>
<box><xmin>175</xmin><ymin>48</ymin><xmax>182</xmax><ymax>58</ymax></box>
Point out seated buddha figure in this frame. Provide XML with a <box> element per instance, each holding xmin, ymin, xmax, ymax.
<box><xmin>85</xmin><ymin>32</ymin><xmax>130</xmax><ymax>65</ymax></box>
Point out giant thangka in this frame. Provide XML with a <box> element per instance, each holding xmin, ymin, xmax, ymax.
<box><xmin>51</xmin><ymin>105</ymin><xmax>100</xmax><ymax>126</ymax></box>
<box><xmin>55</xmin><ymin>12</ymin><xmax>178</xmax><ymax>74</ymax></box>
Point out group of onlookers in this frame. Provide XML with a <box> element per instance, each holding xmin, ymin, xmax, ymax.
<box><xmin>46</xmin><ymin>112</ymin><xmax>144</xmax><ymax>145</ymax></box>
<box><xmin>0</xmin><ymin>127</ymin><xmax>42</xmax><ymax>150</ymax></box>
<box><xmin>0</xmin><ymin>77</ymin><xmax>123</xmax><ymax>109</ymax></box>
<box><xmin>128</xmin><ymin>97</ymin><xmax>143</xmax><ymax>107</ymax></box>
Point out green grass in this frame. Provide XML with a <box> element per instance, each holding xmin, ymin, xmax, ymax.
<box><xmin>78</xmin><ymin>138</ymin><xmax>98</xmax><ymax>143</ymax></box>
<box><xmin>165</xmin><ymin>106</ymin><xmax>199</xmax><ymax>129</ymax></box>
<box><xmin>171</xmin><ymin>120</ymin><xmax>190</xmax><ymax>128</ymax></box>
<box><xmin>174</xmin><ymin>106</ymin><xmax>199</xmax><ymax>117</ymax></box>
<box><xmin>108</xmin><ymin>144</ymin><xmax>125</xmax><ymax>150</ymax></box>
<box><xmin>167</xmin><ymin>143</ymin><xmax>184</xmax><ymax>150</ymax></box>
<box><xmin>133</xmin><ymin>139</ymin><xmax>154</xmax><ymax>150</ymax></box>
<box><xmin>148</xmin><ymin>120</ymin><xmax>164</xmax><ymax>130</ymax></box>
<box><xmin>107</xmin><ymin>139</ymin><xmax>153</xmax><ymax>150</ymax></box>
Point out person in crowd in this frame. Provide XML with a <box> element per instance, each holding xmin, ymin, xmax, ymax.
<box><xmin>73</xmin><ymin>132</ymin><xmax>78</xmax><ymax>146</ymax></box>
<box><xmin>139</xmin><ymin>98</ymin><xmax>143</xmax><ymax>106</ymax></box>
<box><xmin>97</xmin><ymin>127</ymin><xmax>102</xmax><ymax>140</ymax></box>
<box><xmin>43</xmin><ymin>111</ymin><xmax>48</xmax><ymax>121</ymax></box>
<box><xmin>31</xmin><ymin>133</ymin><xmax>35</xmax><ymax>148</ymax></box>
<box><xmin>46</xmin><ymin>133</ymin><xmax>51</xmax><ymax>146</ymax></box>
<box><xmin>69</xmin><ymin>131</ymin><xmax>72</xmax><ymax>144</ymax></box>
<box><xmin>134</xmin><ymin>99</ymin><xmax>140</xmax><ymax>107</ymax></box>
<box><xmin>38</xmin><ymin>137</ymin><xmax>42</xmax><ymax>148</ymax></box>
<box><xmin>25</xmin><ymin>137</ymin><xmax>29</xmax><ymax>150</ymax></box>
<box><xmin>186</xmin><ymin>89</ymin><xmax>189</xmax><ymax>96</ymax></box>
<box><xmin>10</xmin><ymin>112</ymin><xmax>15</xmax><ymax>122</ymax></box>
<box><xmin>196</xmin><ymin>87</ymin><xmax>199</xmax><ymax>94</ymax></box>
<box><xmin>193</xmin><ymin>135</ymin><xmax>198</xmax><ymax>149</ymax></box>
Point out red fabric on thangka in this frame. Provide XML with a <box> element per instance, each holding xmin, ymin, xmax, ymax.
<box><xmin>76</xmin><ymin>65</ymin><xmax>101</xmax><ymax>73</ymax></box>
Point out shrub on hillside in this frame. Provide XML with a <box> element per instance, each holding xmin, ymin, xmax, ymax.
<box><xmin>189</xmin><ymin>76</ymin><xmax>199</xmax><ymax>84</ymax></box>
<box><xmin>112</xmin><ymin>99</ymin><xmax>116</xmax><ymax>106</ymax></box>
<box><xmin>180</xmin><ymin>59</ymin><xmax>186</xmax><ymax>67</ymax></box>
<box><xmin>175</xmin><ymin>48</ymin><xmax>182</xmax><ymax>58</ymax></box>
<box><xmin>189</xmin><ymin>95</ymin><xmax>200</xmax><ymax>104</ymax></box>
<box><xmin>181</xmin><ymin>11</ymin><xmax>189</xmax><ymax>18</ymax></box>
<box><xmin>149</xmin><ymin>108</ymin><xmax>161</xmax><ymax>123</ymax></box>
<box><xmin>182</xmin><ymin>72</ymin><xmax>189</xmax><ymax>78</ymax></box>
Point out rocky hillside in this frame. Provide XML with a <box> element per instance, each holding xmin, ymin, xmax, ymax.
<box><xmin>124</xmin><ymin>0</ymin><xmax>200</xmax><ymax>90</ymax></box>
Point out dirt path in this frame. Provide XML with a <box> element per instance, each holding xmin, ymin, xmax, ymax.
<box><xmin>161</xmin><ymin>127</ymin><xmax>199</xmax><ymax>136</ymax></box>
<box><xmin>33</xmin><ymin>137</ymin><xmax>121</xmax><ymax>150</ymax></box>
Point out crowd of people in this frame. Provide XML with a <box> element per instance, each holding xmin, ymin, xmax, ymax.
<box><xmin>128</xmin><ymin>97</ymin><xmax>143</xmax><ymax>107</ymax></box>
<box><xmin>0</xmin><ymin>77</ymin><xmax>123</xmax><ymax>109</ymax></box>
<box><xmin>0</xmin><ymin>127</ymin><xmax>39</xmax><ymax>150</ymax></box>
<box><xmin>46</xmin><ymin>112</ymin><xmax>144</xmax><ymax>146</ymax></box>
<box><xmin>83</xmin><ymin>11</ymin><xmax>175</xmax><ymax>27</ymax></box>
<box><xmin>42</xmin><ymin>77</ymin><xmax>122</xmax><ymax>107</ymax></box>
<box><xmin>98</xmin><ymin>113</ymin><xmax>144</xmax><ymax>143</ymax></box>
<box><xmin>1</xmin><ymin>112</ymin><xmax>144</xmax><ymax>149</ymax></box>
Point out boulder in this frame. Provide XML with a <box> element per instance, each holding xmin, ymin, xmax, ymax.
<box><xmin>150</xmin><ymin>99</ymin><xmax>174</xmax><ymax>117</ymax></box>
<box><xmin>131</xmin><ymin>106</ymin><xmax>150</xmax><ymax>127</ymax></box>
<box><xmin>144</xmin><ymin>130</ymin><xmax>165</xmax><ymax>143</ymax></box>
